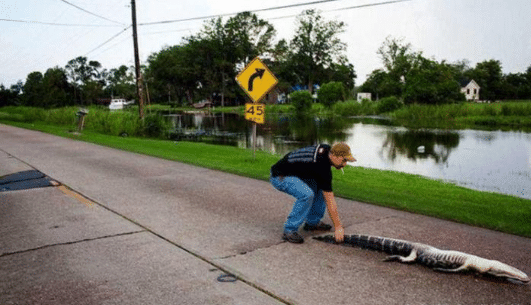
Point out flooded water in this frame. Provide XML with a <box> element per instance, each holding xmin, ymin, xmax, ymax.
<box><xmin>164</xmin><ymin>112</ymin><xmax>531</xmax><ymax>200</ymax></box>
<box><xmin>346</xmin><ymin>124</ymin><xmax>531</xmax><ymax>200</ymax></box>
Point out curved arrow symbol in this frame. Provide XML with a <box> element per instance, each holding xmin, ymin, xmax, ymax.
<box><xmin>248</xmin><ymin>68</ymin><xmax>265</xmax><ymax>92</ymax></box>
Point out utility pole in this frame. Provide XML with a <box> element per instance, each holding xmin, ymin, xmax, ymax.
<box><xmin>131</xmin><ymin>0</ymin><xmax>144</xmax><ymax>120</ymax></box>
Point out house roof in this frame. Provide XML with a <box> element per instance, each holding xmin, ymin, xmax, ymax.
<box><xmin>465</xmin><ymin>80</ymin><xmax>481</xmax><ymax>88</ymax></box>
<box><xmin>460</xmin><ymin>79</ymin><xmax>480</xmax><ymax>88</ymax></box>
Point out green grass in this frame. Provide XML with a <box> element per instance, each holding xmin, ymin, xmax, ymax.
<box><xmin>391</xmin><ymin>101</ymin><xmax>531</xmax><ymax>130</ymax></box>
<box><xmin>0</xmin><ymin>105</ymin><xmax>171</xmax><ymax>138</ymax></box>
<box><xmin>2</xmin><ymin>119</ymin><xmax>530</xmax><ymax>238</ymax></box>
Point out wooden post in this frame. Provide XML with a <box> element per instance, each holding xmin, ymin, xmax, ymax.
<box><xmin>77</xmin><ymin>116</ymin><xmax>85</xmax><ymax>132</ymax></box>
<box><xmin>131</xmin><ymin>0</ymin><xmax>144</xmax><ymax>120</ymax></box>
<box><xmin>252</xmin><ymin>122</ymin><xmax>257</xmax><ymax>159</ymax></box>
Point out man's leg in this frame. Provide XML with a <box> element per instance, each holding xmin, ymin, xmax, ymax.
<box><xmin>305</xmin><ymin>187</ymin><xmax>326</xmax><ymax>226</ymax></box>
<box><xmin>270</xmin><ymin>176</ymin><xmax>315</xmax><ymax>233</ymax></box>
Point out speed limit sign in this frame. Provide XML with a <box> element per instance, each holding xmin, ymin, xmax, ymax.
<box><xmin>245</xmin><ymin>103</ymin><xmax>265</xmax><ymax>124</ymax></box>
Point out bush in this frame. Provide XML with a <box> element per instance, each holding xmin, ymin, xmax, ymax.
<box><xmin>142</xmin><ymin>113</ymin><xmax>171</xmax><ymax>138</ymax></box>
<box><xmin>332</xmin><ymin>100</ymin><xmax>362</xmax><ymax>116</ymax></box>
<box><xmin>290</xmin><ymin>90</ymin><xmax>313</xmax><ymax>113</ymax></box>
<box><xmin>311</xmin><ymin>103</ymin><xmax>328</xmax><ymax>115</ymax></box>
<box><xmin>318</xmin><ymin>81</ymin><xmax>345</xmax><ymax>108</ymax></box>
<box><xmin>376</xmin><ymin>96</ymin><xmax>403</xmax><ymax>114</ymax></box>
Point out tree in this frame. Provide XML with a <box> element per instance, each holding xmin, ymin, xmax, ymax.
<box><xmin>197</xmin><ymin>12</ymin><xmax>277</xmax><ymax>104</ymax></box>
<box><xmin>105</xmin><ymin>65</ymin><xmax>135</xmax><ymax>100</ymax></box>
<box><xmin>146</xmin><ymin>43</ymin><xmax>206</xmax><ymax>104</ymax></box>
<box><xmin>318</xmin><ymin>81</ymin><xmax>345</xmax><ymax>107</ymax></box>
<box><xmin>289</xmin><ymin>10</ymin><xmax>348</xmax><ymax>94</ymax></box>
<box><xmin>22</xmin><ymin>72</ymin><xmax>44</xmax><ymax>106</ymax></box>
<box><xmin>361</xmin><ymin>68</ymin><xmax>404</xmax><ymax>100</ymax></box>
<box><xmin>42</xmin><ymin>67</ymin><xmax>72</xmax><ymax>107</ymax></box>
<box><xmin>362</xmin><ymin>37</ymin><xmax>464</xmax><ymax>104</ymax></box>
<box><xmin>376</xmin><ymin>36</ymin><xmax>421</xmax><ymax>97</ymax></box>
<box><xmin>222</xmin><ymin>11</ymin><xmax>276</xmax><ymax>64</ymax></box>
<box><xmin>65</xmin><ymin>56</ymin><xmax>104</xmax><ymax>104</ymax></box>
<box><xmin>269</xmin><ymin>39</ymin><xmax>293</xmax><ymax>94</ymax></box>
<box><xmin>146</xmin><ymin>12</ymin><xmax>277</xmax><ymax>105</ymax></box>
<box><xmin>448</xmin><ymin>59</ymin><xmax>471</xmax><ymax>85</ymax></box>
<box><xmin>501</xmin><ymin>73</ymin><xmax>530</xmax><ymax>99</ymax></box>
<box><xmin>526</xmin><ymin>65</ymin><xmax>531</xmax><ymax>84</ymax></box>
<box><xmin>378</xmin><ymin>36</ymin><xmax>417</xmax><ymax>76</ymax></box>
<box><xmin>65</xmin><ymin>56</ymin><xmax>103</xmax><ymax>85</ymax></box>
<box><xmin>0</xmin><ymin>83</ymin><xmax>21</xmax><ymax>107</ymax></box>
<box><xmin>290</xmin><ymin>90</ymin><xmax>313</xmax><ymax>112</ymax></box>
<box><xmin>82</xmin><ymin>81</ymin><xmax>104</xmax><ymax>105</ymax></box>
<box><xmin>466</xmin><ymin>59</ymin><xmax>503</xmax><ymax>101</ymax></box>
<box><xmin>402</xmin><ymin>58</ymin><xmax>464</xmax><ymax>105</ymax></box>
<box><xmin>325</xmin><ymin>63</ymin><xmax>356</xmax><ymax>93</ymax></box>
<box><xmin>359</xmin><ymin>69</ymin><xmax>387</xmax><ymax>100</ymax></box>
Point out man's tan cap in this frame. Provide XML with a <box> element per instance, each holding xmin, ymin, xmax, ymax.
<box><xmin>330</xmin><ymin>142</ymin><xmax>356</xmax><ymax>162</ymax></box>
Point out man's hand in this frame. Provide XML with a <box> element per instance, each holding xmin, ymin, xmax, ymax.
<box><xmin>335</xmin><ymin>226</ymin><xmax>345</xmax><ymax>243</ymax></box>
<box><xmin>323</xmin><ymin>191</ymin><xmax>344</xmax><ymax>243</ymax></box>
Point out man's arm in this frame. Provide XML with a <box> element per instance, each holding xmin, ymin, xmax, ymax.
<box><xmin>323</xmin><ymin>191</ymin><xmax>344</xmax><ymax>242</ymax></box>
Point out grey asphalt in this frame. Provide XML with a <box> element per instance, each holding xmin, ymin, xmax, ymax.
<box><xmin>1</xmin><ymin>123</ymin><xmax>530</xmax><ymax>305</ymax></box>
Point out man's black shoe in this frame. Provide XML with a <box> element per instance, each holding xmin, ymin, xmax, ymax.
<box><xmin>282</xmin><ymin>231</ymin><xmax>304</xmax><ymax>244</ymax></box>
<box><xmin>303</xmin><ymin>222</ymin><xmax>332</xmax><ymax>231</ymax></box>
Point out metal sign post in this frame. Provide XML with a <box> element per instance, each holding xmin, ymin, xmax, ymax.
<box><xmin>252</xmin><ymin>122</ymin><xmax>257</xmax><ymax>159</ymax></box>
<box><xmin>244</xmin><ymin>103</ymin><xmax>265</xmax><ymax>158</ymax></box>
<box><xmin>236</xmin><ymin>57</ymin><xmax>278</xmax><ymax>158</ymax></box>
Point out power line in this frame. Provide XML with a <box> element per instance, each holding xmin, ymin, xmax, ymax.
<box><xmin>57</xmin><ymin>0</ymin><xmax>125</xmax><ymax>25</ymax></box>
<box><xmin>136</xmin><ymin>0</ymin><xmax>411</xmax><ymax>26</ymax></box>
<box><xmin>141</xmin><ymin>28</ymin><xmax>193</xmax><ymax>35</ymax></box>
<box><xmin>90</xmin><ymin>35</ymin><xmax>132</xmax><ymax>59</ymax></box>
<box><xmin>84</xmin><ymin>26</ymin><xmax>132</xmax><ymax>56</ymax></box>
<box><xmin>268</xmin><ymin>0</ymin><xmax>411</xmax><ymax>20</ymax></box>
<box><xmin>138</xmin><ymin>0</ymin><xmax>351</xmax><ymax>26</ymax></box>
<box><xmin>0</xmin><ymin>18</ymin><xmax>121</xmax><ymax>27</ymax></box>
<box><xmin>329</xmin><ymin>0</ymin><xmax>410</xmax><ymax>12</ymax></box>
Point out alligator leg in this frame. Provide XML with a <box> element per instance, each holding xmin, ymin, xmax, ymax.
<box><xmin>383</xmin><ymin>251</ymin><xmax>417</xmax><ymax>263</ymax></box>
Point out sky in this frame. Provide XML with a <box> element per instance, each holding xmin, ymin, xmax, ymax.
<box><xmin>1</xmin><ymin>0</ymin><xmax>531</xmax><ymax>88</ymax></box>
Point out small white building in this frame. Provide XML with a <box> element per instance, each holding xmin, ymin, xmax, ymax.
<box><xmin>461</xmin><ymin>80</ymin><xmax>480</xmax><ymax>101</ymax></box>
<box><xmin>357</xmin><ymin>92</ymin><xmax>372</xmax><ymax>102</ymax></box>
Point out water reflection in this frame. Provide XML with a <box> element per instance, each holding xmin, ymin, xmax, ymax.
<box><xmin>382</xmin><ymin>130</ymin><xmax>460</xmax><ymax>164</ymax></box>
<box><xmin>161</xmin><ymin>112</ymin><xmax>531</xmax><ymax>200</ymax></box>
<box><xmin>164</xmin><ymin>112</ymin><xmax>353</xmax><ymax>155</ymax></box>
<box><xmin>165</xmin><ymin>113</ymin><xmax>246</xmax><ymax>146</ymax></box>
<box><xmin>270</xmin><ymin>114</ymin><xmax>351</xmax><ymax>148</ymax></box>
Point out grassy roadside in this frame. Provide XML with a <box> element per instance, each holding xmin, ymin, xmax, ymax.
<box><xmin>1</xmin><ymin>119</ymin><xmax>530</xmax><ymax>238</ymax></box>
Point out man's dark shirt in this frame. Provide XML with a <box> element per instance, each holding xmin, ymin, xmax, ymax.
<box><xmin>270</xmin><ymin>144</ymin><xmax>333</xmax><ymax>192</ymax></box>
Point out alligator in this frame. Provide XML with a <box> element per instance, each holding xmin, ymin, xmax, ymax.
<box><xmin>313</xmin><ymin>234</ymin><xmax>530</xmax><ymax>284</ymax></box>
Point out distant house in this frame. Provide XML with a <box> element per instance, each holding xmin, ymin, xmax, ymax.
<box><xmin>461</xmin><ymin>80</ymin><xmax>480</xmax><ymax>101</ymax></box>
<box><xmin>357</xmin><ymin>92</ymin><xmax>372</xmax><ymax>102</ymax></box>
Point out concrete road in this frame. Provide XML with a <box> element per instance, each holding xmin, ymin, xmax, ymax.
<box><xmin>1</xmin><ymin>123</ymin><xmax>530</xmax><ymax>304</ymax></box>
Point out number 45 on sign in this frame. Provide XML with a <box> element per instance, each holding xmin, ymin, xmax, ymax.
<box><xmin>245</xmin><ymin>103</ymin><xmax>265</xmax><ymax>124</ymax></box>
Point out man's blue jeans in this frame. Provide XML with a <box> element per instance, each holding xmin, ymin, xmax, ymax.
<box><xmin>270</xmin><ymin>175</ymin><xmax>326</xmax><ymax>233</ymax></box>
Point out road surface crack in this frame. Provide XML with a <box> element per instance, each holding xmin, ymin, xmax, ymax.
<box><xmin>215</xmin><ymin>241</ymin><xmax>286</xmax><ymax>260</ymax></box>
<box><xmin>0</xmin><ymin>230</ymin><xmax>146</xmax><ymax>257</ymax></box>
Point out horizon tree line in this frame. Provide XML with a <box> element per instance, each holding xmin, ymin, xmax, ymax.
<box><xmin>2</xmin><ymin>11</ymin><xmax>531</xmax><ymax>108</ymax></box>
